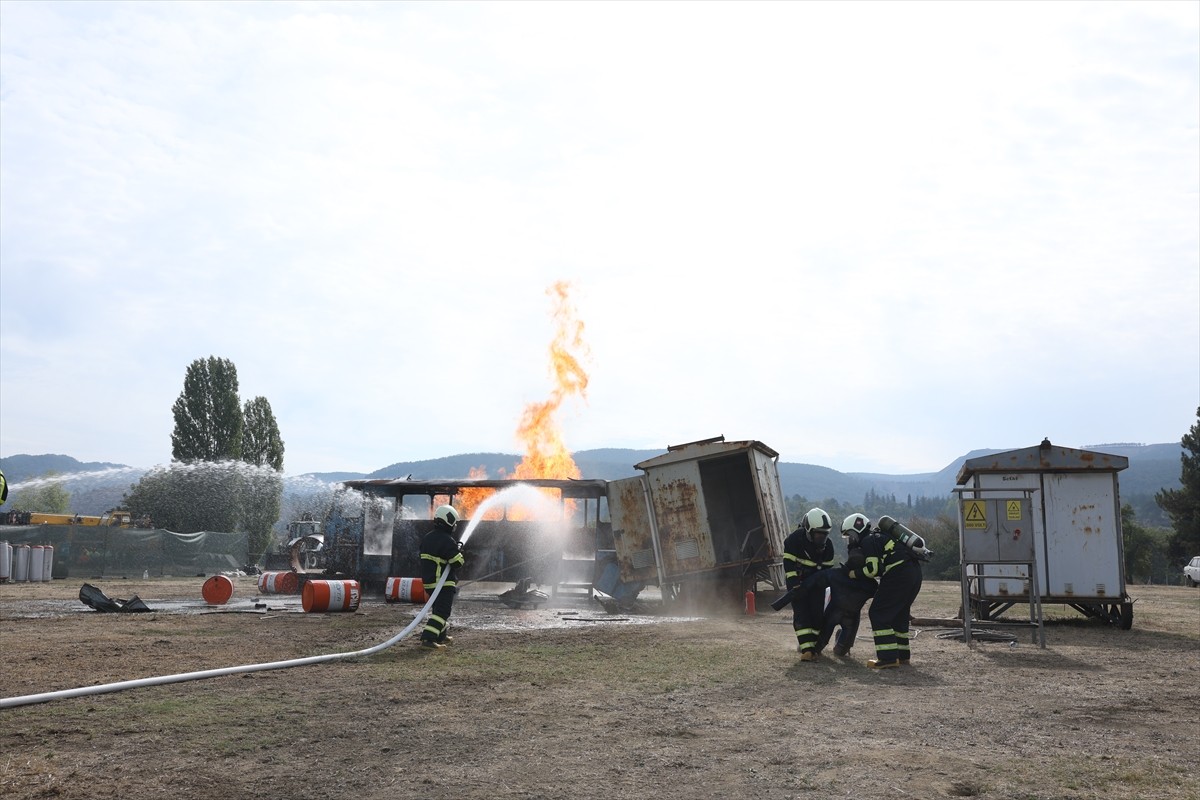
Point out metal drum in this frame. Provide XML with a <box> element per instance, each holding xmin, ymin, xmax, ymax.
<box><xmin>302</xmin><ymin>579</ymin><xmax>360</xmax><ymax>613</ymax></box>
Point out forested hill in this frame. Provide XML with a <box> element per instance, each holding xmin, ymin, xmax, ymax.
<box><xmin>362</xmin><ymin>443</ymin><xmax>1183</xmax><ymax>504</ymax></box>
<box><xmin>1</xmin><ymin>443</ymin><xmax>1183</xmax><ymax>525</ymax></box>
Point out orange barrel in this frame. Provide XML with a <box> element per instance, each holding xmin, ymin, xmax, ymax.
<box><xmin>257</xmin><ymin>571</ymin><xmax>299</xmax><ymax>594</ymax></box>
<box><xmin>202</xmin><ymin>574</ymin><xmax>235</xmax><ymax>605</ymax></box>
<box><xmin>385</xmin><ymin>576</ymin><xmax>427</xmax><ymax>603</ymax></box>
<box><xmin>302</xmin><ymin>579</ymin><xmax>360</xmax><ymax>613</ymax></box>
<box><xmin>42</xmin><ymin>544</ymin><xmax>54</xmax><ymax>582</ymax></box>
<box><xmin>28</xmin><ymin>546</ymin><xmax>45</xmax><ymax>583</ymax></box>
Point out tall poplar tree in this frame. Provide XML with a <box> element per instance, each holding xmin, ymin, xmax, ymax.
<box><xmin>241</xmin><ymin>395</ymin><xmax>285</xmax><ymax>561</ymax></box>
<box><xmin>128</xmin><ymin>357</ymin><xmax>287</xmax><ymax>563</ymax></box>
<box><xmin>170</xmin><ymin>356</ymin><xmax>243</xmax><ymax>462</ymax></box>
<box><xmin>242</xmin><ymin>396</ymin><xmax>285</xmax><ymax>470</ymax></box>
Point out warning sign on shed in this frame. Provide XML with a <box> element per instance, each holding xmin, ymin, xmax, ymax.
<box><xmin>964</xmin><ymin>500</ymin><xmax>987</xmax><ymax>529</ymax></box>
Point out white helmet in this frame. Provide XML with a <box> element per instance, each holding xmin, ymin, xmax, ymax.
<box><xmin>841</xmin><ymin>513</ymin><xmax>871</xmax><ymax>545</ymax></box>
<box><xmin>801</xmin><ymin>507</ymin><xmax>832</xmax><ymax>539</ymax></box>
<box><xmin>434</xmin><ymin>504</ymin><xmax>460</xmax><ymax>531</ymax></box>
<box><xmin>844</xmin><ymin>515</ymin><xmax>873</xmax><ymax>534</ymax></box>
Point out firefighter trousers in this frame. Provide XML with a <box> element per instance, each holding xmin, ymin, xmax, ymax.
<box><xmin>867</xmin><ymin>560</ymin><xmax>923</xmax><ymax>663</ymax></box>
<box><xmin>790</xmin><ymin>581</ymin><xmax>826</xmax><ymax>654</ymax></box>
<box><xmin>815</xmin><ymin>571</ymin><xmax>876</xmax><ymax>653</ymax></box>
<box><xmin>421</xmin><ymin>585</ymin><xmax>457</xmax><ymax>642</ymax></box>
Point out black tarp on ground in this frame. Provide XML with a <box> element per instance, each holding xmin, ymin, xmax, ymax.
<box><xmin>78</xmin><ymin>583</ymin><xmax>153</xmax><ymax>613</ymax></box>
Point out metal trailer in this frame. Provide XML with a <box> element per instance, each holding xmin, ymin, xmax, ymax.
<box><xmin>606</xmin><ymin>436</ymin><xmax>791</xmax><ymax>605</ymax></box>
<box><xmin>955</xmin><ymin>440</ymin><xmax>1133</xmax><ymax>628</ymax></box>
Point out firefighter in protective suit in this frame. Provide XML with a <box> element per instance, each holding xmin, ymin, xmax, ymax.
<box><xmin>810</xmin><ymin>512</ymin><xmax>879</xmax><ymax>657</ymax></box>
<box><xmin>782</xmin><ymin>508</ymin><xmax>836</xmax><ymax>660</ymax></box>
<box><xmin>857</xmin><ymin>517</ymin><xmax>924</xmax><ymax>668</ymax></box>
<box><xmin>419</xmin><ymin>504</ymin><xmax>465</xmax><ymax>650</ymax></box>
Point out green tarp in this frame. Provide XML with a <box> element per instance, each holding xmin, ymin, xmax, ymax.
<box><xmin>0</xmin><ymin>525</ymin><xmax>248</xmax><ymax>578</ymax></box>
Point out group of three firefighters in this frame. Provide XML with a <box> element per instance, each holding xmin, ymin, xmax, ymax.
<box><xmin>781</xmin><ymin>507</ymin><xmax>928</xmax><ymax>669</ymax></box>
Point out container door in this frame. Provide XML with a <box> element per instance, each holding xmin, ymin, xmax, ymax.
<box><xmin>645</xmin><ymin>459</ymin><xmax>715</xmax><ymax>576</ymax></box>
<box><xmin>607</xmin><ymin>476</ymin><xmax>658</xmax><ymax>583</ymax></box>
<box><xmin>1041</xmin><ymin>472</ymin><xmax>1123</xmax><ymax>598</ymax></box>
<box><xmin>968</xmin><ymin>474</ymin><xmax>1044</xmax><ymax>597</ymax></box>
<box><xmin>748</xmin><ymin>449</ymin><xmax>789</xmax><ymax>559</ymax></box>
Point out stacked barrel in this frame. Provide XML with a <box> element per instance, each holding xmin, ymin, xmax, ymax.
<box><xmin>0</xmin><ymin>542</ymin><xmax>54</xmax><ymax>583</ymax></box>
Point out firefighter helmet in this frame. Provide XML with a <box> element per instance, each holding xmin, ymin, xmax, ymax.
<box><xmin>801</xmin><ymin>507</ymin><xmax>832</xmax><ymax>540</ymax></box>
<box><xmin>841</xmin><ymin>512</ymin><xmax>871</xmax><ymax>545</ymax></box>
<box><xmin>434</xmin><ymin>504</ymin><xmax>460</xmax><ymax>531</ymax></box>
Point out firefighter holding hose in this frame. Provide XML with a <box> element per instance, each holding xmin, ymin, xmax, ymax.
<box><xmin>782</xmin><ymin>508</ymin><xmax>837</xmax><ymax>660</ymax></box>
<box><xmin>419</xmin><ymin>504</ymin><xmax>465</xmax><ymax>650</ymax></box>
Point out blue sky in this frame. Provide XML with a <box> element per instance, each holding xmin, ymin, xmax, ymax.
<box><xmin>1</xmin><ymin>1</ymin><xmax>1197</xmax><ymax>477</ymax></box>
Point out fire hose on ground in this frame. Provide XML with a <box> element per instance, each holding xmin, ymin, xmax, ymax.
<box><xmin>2</xmin><ymin>487</ymin><xmax>581</xmax><ymax>710</ymax></box>
<box><xmin>0</xmin><ymin>567</ymin><xmax>454</xmax><ymax>710</ymax></box>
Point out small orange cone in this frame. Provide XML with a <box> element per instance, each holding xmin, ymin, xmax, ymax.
<box><xmin>744</xmin><ymin>590</ymin><xmax>757</xmax><ymax>616</ymax></box>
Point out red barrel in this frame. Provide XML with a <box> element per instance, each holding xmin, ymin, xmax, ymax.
<box><xmin>202</xmin><ymin>574</ymin><xmax>234</xmax><ymax>605</ymax></box>
<box><xmin>385</xmin><ymin>576</ymin><xmax>426</xmax><ymax>603</ymax></box>
<box><xmin>258</xmin><ymin>571</ymin><xmax>299</xmax><ymax>594</ymax></box>
<box><xmin>302</xmin><ymin>579</ymin><xmax>360</xmax><ymax>613</ymax></box>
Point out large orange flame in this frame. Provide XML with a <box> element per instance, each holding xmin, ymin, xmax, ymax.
<box><xmin>454</xmin><ymin>281</ymin><xmax>590</xmax><ymax>521</ymax></box>
<box><xmin>513</xmin><ymin>281</ymin><xmax>588</xmax><ymax>483</ymax></box>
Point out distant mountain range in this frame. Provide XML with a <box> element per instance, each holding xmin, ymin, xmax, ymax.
<box><xmin>349</xmin><ymin>442</ymin><xmax>1183</xmax><ymax>506</ymax></box>
<box><xmin>1</xmin><ymin>442</ymin><xmax>1183</xmax><ymax>525</ymax></box>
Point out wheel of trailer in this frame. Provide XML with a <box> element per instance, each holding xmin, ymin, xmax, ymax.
<box><xmin>1118</xmin><ymin>601</ymin><xmax>1133</xmax><ymax>630</ymax></box>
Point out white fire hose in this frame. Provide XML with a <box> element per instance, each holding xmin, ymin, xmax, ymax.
<box><xmin>0</xmin><ymin>569</ymin><xmax>451</xmax><ymax>710</ymax></box>
<box><xmin>1</xmin><ymin>486</ymin><xmax>546</xmax><ymax>710</ymax></box>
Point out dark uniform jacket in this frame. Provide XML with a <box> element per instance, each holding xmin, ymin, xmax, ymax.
<box><xmin>852</xmin><ymin>531</ymin><xmax>918</xmax><ymax>581</ymax></box>
<box><xmin>420</xmin><ymin>527</ymin><xmax>465</xmax><ymax>590</ymax></box>
<box><xmin>782</xmin><ymin>528</ymin><xmax>835</xmax><ymax>589</ymax></box>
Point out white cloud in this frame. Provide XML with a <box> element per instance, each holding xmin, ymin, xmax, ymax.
<box><xmin>1</xmin><ymin>0</ymin><xmax>1196</xmax><ymax>476</ymax></box>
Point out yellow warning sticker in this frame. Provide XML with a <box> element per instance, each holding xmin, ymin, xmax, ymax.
<box><xmin>964</xmin><ymin>500</ymin><xmax>987</xmax><ymax>529</ymax></box>
<box><xmin>1006</xmin><ymin>500</ymin><xmax>1023</xmax><ymax>521</ymax></box>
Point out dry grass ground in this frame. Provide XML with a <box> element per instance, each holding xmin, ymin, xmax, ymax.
<box><xmin>1</xmin><ymin>577</ymin><xmax>1197</xmax><ymax>800</ymax></box>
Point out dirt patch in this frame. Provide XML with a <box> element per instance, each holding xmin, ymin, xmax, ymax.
<box><xmin>1</xmin><ymin>577</ymin><xmax>1197</xmax><ymax>800</ymax></box>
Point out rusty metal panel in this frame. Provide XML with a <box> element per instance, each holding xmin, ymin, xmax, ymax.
<box><xmin>646</xmin><ymin>459</ymin><xmax>715</xmax><ymax>574</ymax></box>
<box><xmin>607</xmin><ymin>476</ymin><xmax>657</xmax><ymax>582</ymax></box>
<box><xmin>956</xmin><ymin>442</ymin><xmax>1128</xmax><ymax>484</ymax></box>
<box><xmin>747</xmin><ymin>447</ymin><xmax>789</xmax><ymax>559</ymax></box>
<box><xmin>635</xmin><ymin>438</ymin><xmax>779</xmax><ymax>471</ymax></box>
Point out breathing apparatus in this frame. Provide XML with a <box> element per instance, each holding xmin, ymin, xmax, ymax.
<box><xmin>876</xmin><ymin>515</ymin><xmax>934</xmax><ymax>559</ymax></box>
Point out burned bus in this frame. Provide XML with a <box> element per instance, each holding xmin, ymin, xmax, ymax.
<box><xmin>309</xmin><ymin>437</ymin><xmax>791</xmax><ymax>607</ymax></box>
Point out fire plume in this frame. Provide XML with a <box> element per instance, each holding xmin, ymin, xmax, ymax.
<box><xmin>452</xmin><ymin>282</ymin><xmax>590</xmax><ymax>521</ymax></box>
<box><xmin>513</xmin><ymin>281</ymin><xmax>588</xmax><ymax>482</ymax></box>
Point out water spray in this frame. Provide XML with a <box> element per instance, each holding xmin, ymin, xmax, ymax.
<box><xmin>0</xmin><ymin>484</ymin><xmax>556</xmax><ymax>710</ymax></box>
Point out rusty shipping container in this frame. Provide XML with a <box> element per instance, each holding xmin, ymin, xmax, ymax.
<box><xmin>607</xmin><ymin>436</ymin><xmax>790</xmax><ymax>600</ymax></box>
